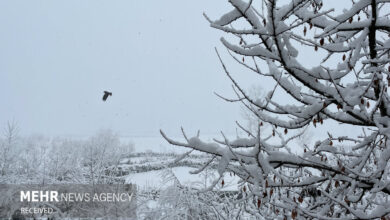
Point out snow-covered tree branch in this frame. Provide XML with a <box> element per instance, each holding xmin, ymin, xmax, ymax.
<box><xmin>162</xmin><ymin>0</ymin><xmax>390</xmax><ymax>219</ymax></box>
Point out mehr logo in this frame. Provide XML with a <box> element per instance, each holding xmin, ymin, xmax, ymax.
<box><xmin>20</xmin><ymin>191</ymin><xmax>59</xmax><ymax>202</ymax></box>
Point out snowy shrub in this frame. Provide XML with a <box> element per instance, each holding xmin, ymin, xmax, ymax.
<box><xmin>139</xmin><ymin>168</ymin><xmax>243</xmax><ymax>220</ymax></box>
<box><xmin>0</xmin><ymin>128</ymin><xmax>135</xmax><ymax>184</ymax></box>
<box><xmin>162</xmin><ymin>0</ymin><xmax>390</xmax><ymax>219</ymax></box>
<box><xmin>0</xmin><ymin>128</ymin><xmax>136</xmax><ymax>218</ymax></box>
<box><xmin>0</xmin><ymin>120</ymin><xmax>19</xmax><ymax>178</ymax></box>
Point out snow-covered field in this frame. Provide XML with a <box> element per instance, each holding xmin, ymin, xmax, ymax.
<box><xmin>126</xmin><ymin>166</ymin><xmax>240</xmax><ymax>191</ymax></box>
<box><xmin>119</xmin><ymin>151</ymin><xmax>241</xmax><ymax>191</ymax></box>
<box><xmin>117</xmin><ymin>134</ymin><xmax>245</xmax><ymax>192</ymax></box>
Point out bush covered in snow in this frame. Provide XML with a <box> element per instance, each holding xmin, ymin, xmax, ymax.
<box><xmin>0</xmin><ymin>128</ymin><xmax>134</xmax><ymax>184</ymax></box>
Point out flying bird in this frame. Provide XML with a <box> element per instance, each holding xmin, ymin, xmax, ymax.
<box><xmin>102</xmin><ymin>91</ymin><xmax>112</xmax><ymax>101</ymax></box>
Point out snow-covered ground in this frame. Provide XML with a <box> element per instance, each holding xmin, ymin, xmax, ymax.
<box><xmin>119</xmin><ymin>151</ymin><xmax>241</xmax><ymax>192</ymax></box>
<box><xmin>126</xmin><ymin>166</ymin><xmax>240</xmax><ymax>191</ymax></box>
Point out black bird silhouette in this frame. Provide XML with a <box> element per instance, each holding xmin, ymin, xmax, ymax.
<box><xmin>102</xmin><ymin>91</ymin><xmax>112</xmax><ymax>101</ymax></box>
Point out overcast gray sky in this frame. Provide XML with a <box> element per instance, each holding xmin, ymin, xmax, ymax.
<box><xmin>0</xmin><ymin>0</ymin><xmax>254</xmax><ymax>137</ymax></box>
<box><xmin>0</xmin><ymin>1</ymin><xmax>354</xmax><ymax>139</ymax></box>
